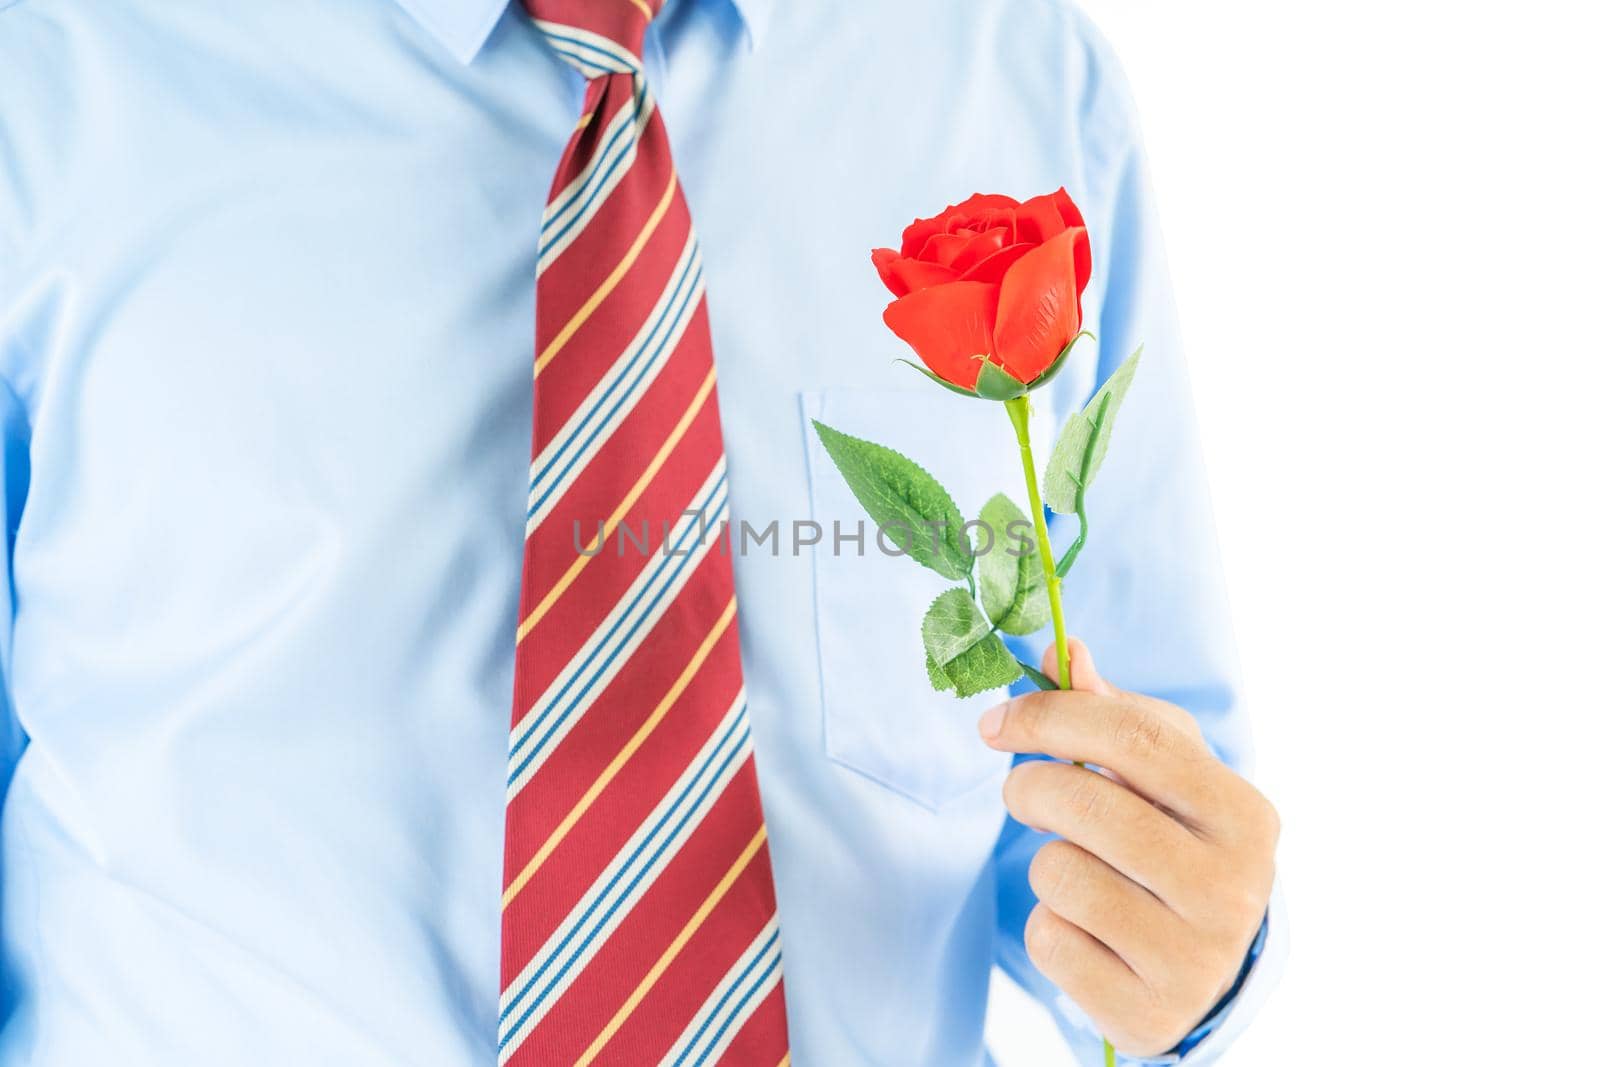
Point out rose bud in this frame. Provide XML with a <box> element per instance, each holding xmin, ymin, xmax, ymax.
<box><xmin>871</xmin><ymin>189</ymin><xmax>1093</xmax><ymax>399</ymax></box>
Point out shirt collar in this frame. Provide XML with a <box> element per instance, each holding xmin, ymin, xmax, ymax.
<box><xmin>395</xmin><ymin>0</ymin><xmax>772</xmax><ymax>64</ymax></box>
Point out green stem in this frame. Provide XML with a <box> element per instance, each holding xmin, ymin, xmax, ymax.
<box><xmin>1006</xmin><ymin>396</ymin><xmax>1115</xmax><ymax>1067</ymax></box>
<box><xmin>1003</xmin><ymin>397</ymin><xmax>1071</xmax><ymax>694</ymax></box>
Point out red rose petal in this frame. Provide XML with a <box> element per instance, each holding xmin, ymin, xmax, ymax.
<box><xmin>881</xmin><ymin>281</ymin><xmax>999</xmax><ymax>391</ymax></box>
<box><xmin>1049</xmin><ymin>191</ymin><xmax>1092</xmax><ymax>308</ymax></box>
<box><xmin>899</xmin><ymin>194</ymin><xmax>1020</xmax><ymax>257</ymax></box>
<box><xmin>872</xmin><ymin>247</ymin><xmax>958</xmax><ymax>298</ymax></box>
<box><xmin>871</xmin><ymin>247</ymin><xmax>909</xmax><ymax>296</ymax></box>
<box><xmin>949</xmin><ymin>229</ymin><xmax>1006</xmax><ymax>273</ymax></box>
<box><xmin>949</xmin><ymin>192</ymin><xmax>1021</xmax><ymax>217</ymax></box>
<box><xmin>1050</xmin><ymin>186</ymin><xmax>1087</xmax><ymax>230</ymax></box>
<box><xmin>1015</xmin><ymin>195</ymin><xmax>1066</xmax><ymax>244</ymax></box>
<box><xmin>886</xmin><ymin>256</ymin><xmax>959</xmax><ymax>296</ymax></box>
<box><xmin>901</xmin><ymin>215</ymin><xmax>950</xmax><ymax>258</ymax></box>
<box><xmin>1069</xmin><ymin>223</ymin><xmax>1092</xmax><ymax>311</ymax></box>
<box><xmin>959</xmin><ymin>241</ymin><xmax>1035</xmax><ymax>284</ymax></box>
<box><xmin>924</xmin><ymin>231</ymin><xmax>988</xmax><ymax>268</ymax></box>
<box><xmin>992</xmin><ymin>228</ymin><xmax>1088</xmax><ymax>383</ymax></box>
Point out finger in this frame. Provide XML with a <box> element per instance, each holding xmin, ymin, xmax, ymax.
<box><xmin>1003</xmin><ymin>760</ymin><xmax>1199</xmax><ymax>901</ymax></box>
<box><xmin>983</xmin><ymin>689</ymin><xmax>1227</xmax><ymax>833</ymax></box>
<box><xmin>1023</xmin><ymin>906</ymin><xmax>1156</xmax><ymax>1053</ymax></box>
<box><xmin>1028</xmin><ymin>839</ymin><xmax>1184</xmax><ymax>980</ymax></box>
<box><xmin>979</xmin><ymin>681</ymin><xmax>1228</xmax><ymax>831</ymax></box>
<box><xmin>1040</xmin><ymin>637</ymin><xmax>1115</xmax><ymax>695</ymax></box>
<box><xmin>1041</xmin><ymin>639</ymin><xmax>1202</xmax><ymax>742</ymax></box>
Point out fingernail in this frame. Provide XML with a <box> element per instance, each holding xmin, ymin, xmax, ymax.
<box><xmin>978</xmin><ymin>702</ymin><xmax>1008</xmax><ymax>740</ymax></box>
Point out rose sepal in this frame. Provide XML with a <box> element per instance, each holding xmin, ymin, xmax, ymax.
<box><xmin>974</xmin><ymin>361</ymin><xmax>1030</xmax><ymax>401</ymax></box>
<box><xmin>892</xmin><ymin>358</ymin><xmax>983</xmax><ymax>399</ymax></box>
<box><xmin>1026</xmin><ymin>329</ymin><xmax>1095</xmax><ymax>394</ymax></box>
<box><xmin>894</xmin><ymin>330</ymin><xmax>1097</xmax><ymax>401</ymax></box>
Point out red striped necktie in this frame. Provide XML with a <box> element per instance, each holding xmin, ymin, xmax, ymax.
<box><xmin>498</xmin><ymin>2</ymin><xmax>791</xmax><ymax>1064</ymax></box>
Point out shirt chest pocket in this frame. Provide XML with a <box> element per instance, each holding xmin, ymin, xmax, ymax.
<box><xmin>801</xmin><ymin>387</ymin><xmax>1028</xmax><ymax>812</ymax></box>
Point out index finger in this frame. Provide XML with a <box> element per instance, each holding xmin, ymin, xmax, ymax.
<box><xmin>979</xmin><ymin>689</ymin><xmax>1228</xmax><ymax>834</ymax></box>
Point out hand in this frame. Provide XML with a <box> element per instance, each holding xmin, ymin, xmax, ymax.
<box><xmin>978</xmin><ymin>639</ymin><xmax>1278</xmax><ymax>1057</ymax></box>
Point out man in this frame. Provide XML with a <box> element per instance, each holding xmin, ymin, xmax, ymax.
<box><xmin>0</xmin><ymin>0</ymin><xmax>1283</xmax><ymax>1063</ymax></box>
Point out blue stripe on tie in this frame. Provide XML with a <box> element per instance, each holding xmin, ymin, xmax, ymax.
<box><xmin>508</xmin><ymin>477</ymin><xmax>725</xmax><ymax>778</ymax></box>
<box><xmin>552</xmin><ymin>45</ymin><xmax>608</xmax><ymax>78</ymax></box>
<box><xmin>499</xmin><ymin>713</ymin><xmax>751</xmax><ymax>1045</ymax></box>
<box><xmin>508</xmin><ymin>475</ymin><xmax>727</xmax><ymax>778</ymax></box>
<box><xmin>542</xmin><ymin>98</ymin><xmax>640</xmax><ymax>235</ymax></box>
<box><xmin>499</xmin><ymin>708</ymin><xmax>745</xmax><ymax>1025</ymax></box>
<box><xmin>537</xmin><ymin>97</ymin><xmax>650</xmax><ymax>263</ymax></box>
<box><xmin>543</xmin><ymin>30</ymin><xmax>640</xmax><ymax>74</ymax></box>
<box><xmin>527</xmin><ymin>244</ymin><xmax>699</xmax><ymax>503</ymax></box>
<box><xmin>675</xmin><ymin>932</ymin><xmax>779</xmax><ymax>1066</ymax></box>
<box><xmin>509</xmin><ymin>473</ymin><xmax>724</xmax><ymax>778</ymax></box>
<box><xmin>528</xmin><ymin>250</ymin><xmax>702</xmax><ymax>510</ymax></box>
<box><xmin>687</xmin><ymin>953</ymin><xmax>782</xmax><ymax>1067</ymax></box>
<box><xmin>511</xmin><ymin>471</ymin><xmax>723</xmax><ymax>769</ymax></box>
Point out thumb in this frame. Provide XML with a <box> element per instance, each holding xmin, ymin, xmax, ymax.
<box><xmin>1040</xmin><ymin>637</ymin><xmax>1116</xmax><ymax>696</ymax></box>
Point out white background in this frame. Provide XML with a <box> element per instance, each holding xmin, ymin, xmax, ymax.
<box><xmin>987</xmin><ymin>1</ymin><xmax>1600</xmax><ymax>1063</ymax></box>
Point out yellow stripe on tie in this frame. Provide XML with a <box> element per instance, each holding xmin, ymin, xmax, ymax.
<box><xmin>777</xmin><ymin>1055</ymin><xmax>791</xmax><ymax>1067</ymax></box>
<box><xmin>625</xmin><ymin>0</ymin><xmax>655</xmax><ymax>20</ymax></box>
<box><xmin>517</xmin><ymin>366</ymin><xmax>716</xmax><ymax>643</ymax></box>
<box><xmin>536</xmin><ymin>170</ymin><xmax>679</xmax><ymax>375</ymax></box>
<box><xmin>502</xmin><ymin>596</ymin><xmax>738</xmax><ymax>909</ymax></box>
<box><xmin>573</xmin><ymin>826</ymin><xmax>770</xmax><ymax>1067</ymax></box>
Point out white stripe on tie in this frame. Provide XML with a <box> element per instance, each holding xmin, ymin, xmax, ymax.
<box><xmin>536</xmin><ymin>83</ymin><xmax>655</xmax><ymax>276</ymax></box>
<box><xmin>542</xmin><ymin>89</ymin><xmax>652</xmax><ymax>238</ymax></box>
<box><xmin>533</xmin><ymin>21</ymin><xmax>642</xmax><ymax>76</ymax></box>
<box><xmin>662</xmin><ymin>919</ymin><xmax>783</xmax><ymax>1066</ymax></box>
<box><xmin>498</xmin><ymin>695</ymin><xmax>752</xmax><ymax>1061</ymax></box>
<box><xmin>508</xmin><ymin>461</ymin><xmax>727</xmax><ymax>799</ymax></box>
<box><xmin>526</xmin><ymin>236</ymin><xmax>704</xmax><ymax>527</ymax></box>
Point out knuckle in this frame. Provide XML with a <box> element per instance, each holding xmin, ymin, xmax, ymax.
<box><xmin>1255</xmin><ymin>792</ymin><xmax>1283</xmax><ymax>845</ymax></box>
<box><xmin>1230</xmin><ymin>783</ymin><xmax>1282</xmax><ymax>870</ymax></box>
<box><xmin>1141</xmin><ymin>1009</ymin><xmax>1198</xmax><ymax>1058</ymax></box>
<box><xmin>1023</xmin><ymin>905</ymin><xmax>1063</xmax><ymax>972</ymax></box>
<box><xmin>1231</xmin><ymin>882</ymin><xmax>1269</xmax><ymax>929</ymax></box>
<box><xmin>1166</xmin><ymin>702</ymin><xmax>1207</xmax><ymax>742</ymax></box>
<box><xmin>1011</xmin><ymin>696</ymin><xmax>1056</xmax><ymax>749</ymax></box>
<box><xmin>1028</xmin><ymin>840</ymin><xmax>1083</xmax><ymax>906</ymax></box>
<box><xmin>1060</xmin><ymin>770</ymin><xmax>1111</xmax><ymax>826</ymax></box>
<box><xmin>1111</xmin><ymin>704</ymin><xmax>1170</xmax><ymax>760</ymax></box>
<box><xmin>1001</xmin><ymin>760</ymin><xmax>1046</xmax><ymax>816</ymax></box>
<box><xmin>1119</xmin><ymin>986</ymin><xmax>1199</xmax><ymax>1058</ymax></box>
<box><xmin>1203</xmin><ymin>872</ymin><xmax>1270</xmax><ymax>935</ymax></box>
<box><xmin>1203</xmin><ymin>938</ymin><xmax>1245</xmax><ymax>986</ymax></box>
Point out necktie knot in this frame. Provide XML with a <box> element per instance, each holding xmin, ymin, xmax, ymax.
<box><xmin>524</xmin><ymin>0</ymin><xmax>655</xmax><ymax>79</ymax></box>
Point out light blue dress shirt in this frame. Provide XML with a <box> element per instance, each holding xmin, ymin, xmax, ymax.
<box><xmin>0</xmin><ymin>0</ymin><xmax>1283</xmax><ymax>1063</ymax></box>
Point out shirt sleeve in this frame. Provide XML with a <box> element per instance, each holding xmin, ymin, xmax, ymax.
<box><xmin>0</xmin><ymin>375</ymin><xmax>28</xmax><ymax>826</ymax></box>
<box><xmin>989</xmin><ymin>13</ymin><xmax>1284</xmax><ymax>1063</ymax></box>
<box><xmin>0</xmin><ymin>377</ymin><xmax>29</xmax><ymax>1025</ymax></box>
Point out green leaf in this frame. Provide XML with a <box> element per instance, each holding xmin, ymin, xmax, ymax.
<box><xmin>1042</xmin><ymin>347</ymin><xmax>1143</xmax><ymax>514</ymax></box>
<box><xmin>921</xmin><ymin>588</ymin><xmax>1024</xmax><ymax>698</ymax></box>
<box><xmin>975</xmin><ymin>361</ymin><xmax>1029</xmax><ymax>401</ymax></box>
<box><xmin>921</xmin><ymin>587</ymin><xmax>990</xmax><ymax>664</ymax></box>
<box><xmin>1018</xmin><ymin>662</ymin><xmax>1060</xmax><ymax>691</ymax></box>
<box><xmin>811</xmin><ymin>419</ymin><xmax>973</xmax><ymax>580</ymax></box>
<box><xmin>941</xmin><ymin>634</ymin><xmax>1024</xmax><ymax>698</ymax></box>
<box><xmin>925</xmin><ymin>651</ymin><xmax>956</xmax><ymax>692</ymax></box>
<box><xmin>976</xmin><ymin>493</ymin><xmax>1051</xmax><ymax>635</ymax></box>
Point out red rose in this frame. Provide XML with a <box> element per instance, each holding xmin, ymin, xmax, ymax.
<box><xmin>871</xmin><ymin>189</ymin><xmax>1092</xmax><ymax>395</ymax></box>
